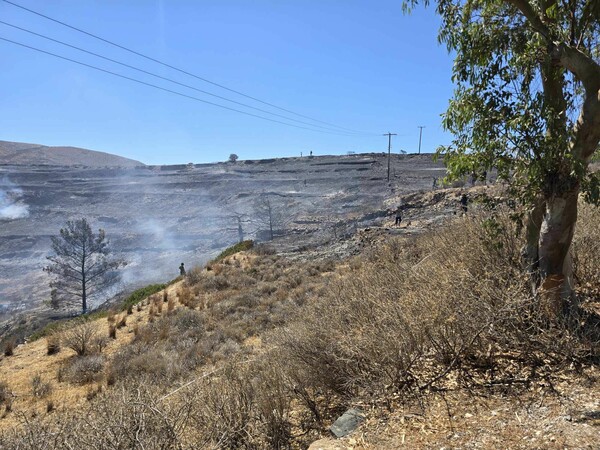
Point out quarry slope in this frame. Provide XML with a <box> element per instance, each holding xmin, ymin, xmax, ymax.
<box><xmin>0</xmin><ymin>152</ymin><xmax>445</xmax><ymax>317</ymax></box>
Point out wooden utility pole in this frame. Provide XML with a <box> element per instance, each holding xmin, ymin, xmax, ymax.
<box><xmin>383</xmin><ymin>132</ymin><xmax>397</xmax><ymax>182</ymax></box>
<box><xmin>417</xmin><ymin>126</ymin><xmax>425</xmax><ymax>154</ymax></box>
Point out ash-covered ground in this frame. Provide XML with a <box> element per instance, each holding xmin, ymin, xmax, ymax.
<box><xmin>0</xmin><ymin>153</ymin><xmax>445</xmax><ymax>315</ymax></box>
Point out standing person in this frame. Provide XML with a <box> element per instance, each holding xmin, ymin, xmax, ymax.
<box><xmin>179</xmin><ymin>262</ymin><xmax>186</xmax><ymax>276</ymax></box>
<box><xmin>395</xmin><ymin>207</ymin><xmax>403</xmax><ymax>226</ymax></box>
<box><xmin>460</xmin><ymin>194</ymin><xmax>468</xmax><ymax>214</ymax></box>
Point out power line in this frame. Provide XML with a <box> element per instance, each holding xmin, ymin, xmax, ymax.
<box><xmin>0</xmin><ymin>20</ymin><xmax>369</xmax><ymax>136</ymax></box>
<box><xmin>0</xmin><ymin>36</ymin><xmax>364</xmax><ymax>136</ymax></box>
<box><xmin>2</xmin><ymin>0</ymin><xmax>374</xmax><ymax>135</ymax></box>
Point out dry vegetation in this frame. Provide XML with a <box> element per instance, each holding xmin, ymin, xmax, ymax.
<box><xmin>0</xmin><ymin>199</ymin><xmax>599</xmax><ymax>449</ymax></box>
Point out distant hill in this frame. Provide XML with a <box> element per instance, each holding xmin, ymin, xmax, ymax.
<box><xmin>0</xmin><ymin>140</ymin><xmax>144</xmax><ymax>167</ymax></box>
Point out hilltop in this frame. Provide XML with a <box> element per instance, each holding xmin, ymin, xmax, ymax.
<box><xmin>0</xmin><ymin>140</ymin><xmax>144</xmax><ymax>167</ymax></box>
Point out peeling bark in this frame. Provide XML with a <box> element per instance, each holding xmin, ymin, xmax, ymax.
<box><xmin>537</xmin><ymin>189</ymin><xmax>579</xmax><ymax>319</ymax></box>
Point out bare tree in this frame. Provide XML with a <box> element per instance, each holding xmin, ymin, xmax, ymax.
<box><xmin>253</xmin><ymin>195</ymin><xmax>293</xmax><ymax>241</ymax></box>
<box><xmin>45</xmin><ymin>218</ymin><xmax>125</xmax><ymax>314</ymax></box>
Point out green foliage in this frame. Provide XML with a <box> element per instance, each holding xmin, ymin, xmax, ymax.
<box><xmin>29</xmin><ymin>283</ymin><xmax>167</xmax><ymax>341</ymax></box>
<box><xmin>119</xmin><ymin>284</ymin><xmax>167</xmax><ymax>312</ymax></box>
<box><xmin>212</xmin><ymin>240</ymin><xmax>254</xmax><ymax>263</ymax></box>
<box><xmin>405</xmin><ymin>0</ymin><xmax>600</xmax><ymax>206</ymax></box>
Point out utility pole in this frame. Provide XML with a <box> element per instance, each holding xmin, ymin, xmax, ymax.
<box><xmin>417</xmin><ymin>126</ymin><xmax>425</xmax><ymax>154</ymax></box>
<box><xmin>383</xmin><ymin>132</ymin><xmax>397</xmax><ymax>182</ymax></box>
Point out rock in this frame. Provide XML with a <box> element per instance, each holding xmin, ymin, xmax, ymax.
<box><xmin>330</xmin><ymin>408</ymin><xmax>365</xmax><ymax>438</ymax></box>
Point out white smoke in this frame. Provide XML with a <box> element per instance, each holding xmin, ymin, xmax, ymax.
<box><xmin>0</xmin><ymin>177</ymin><xmax>29</xmax><ymax>220</ymax></box>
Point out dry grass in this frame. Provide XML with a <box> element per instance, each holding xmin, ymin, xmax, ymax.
<box><xmin>0</xmin><ymin>200</ymin><xmax>598</xmax><ymax>448</ymax></box>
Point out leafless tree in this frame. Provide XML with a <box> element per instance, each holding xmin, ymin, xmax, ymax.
<box><xmin>252</xmin><ymin>195</ymin><xmax>293</xmax><ymax>241</ymax></box>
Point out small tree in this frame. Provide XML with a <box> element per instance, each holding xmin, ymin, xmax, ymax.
<box><xmin>45</xmin><ymin>218</ymin><xmax>125</xmax><ymax>314</ymax></box>
<box><xmin>253</xmin><ymin>195</ymin><xmax>293</xmax><ymax>241</ymax></box>
<box><xmin>229</xmin><ymin>153</ymin><xmax>239</xmax><ymax>163</ymax></box>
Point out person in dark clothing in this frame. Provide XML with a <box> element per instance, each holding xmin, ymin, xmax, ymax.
<box><xmin>179</xmin><ymin>262</ymin><xmax>186</xmax><ymax>276</ymax></box>
<box><xmin>395</xmin><ymin>207</ymin><xmax>402</xmax><ymax>226</ymax></box>
<box><xmin>460</xmin><ymin>194</ymin><xmax>468</xmax><ymax>214</ymax></box>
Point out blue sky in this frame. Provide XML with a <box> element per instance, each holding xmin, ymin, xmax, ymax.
<box><xmin>1</xmin><ymin>1</ymin><xmax>455</xmax><ymax>165</ymax></box>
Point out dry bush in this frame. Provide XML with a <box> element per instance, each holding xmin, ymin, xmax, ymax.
<box><xmin>109</xmin><ymin>309</ymin><xmax>207</xmax><ymax>385</ymax></box>
<box><xmin>192</xmin><ymin>365</ymin><xmax>257</xmax><ymax>449</ymax></box>
<box><xmin>31</xmin><ymin>374</ymin><xmax>52</xmax><ymax>399</ymax></box>
<box><xmin>253</xmin><ymin>243</ymin><xmax>276</xmax><ymax>255</ymax></box>
<box><xmin>0</xmin><ymin>383</ymin><xmax>192</xmax><ymax>449</ymax></box>
<box><xmin>572</xmin><ymin>202</ymin><xmax>600</xmax><ymax>286</ymax></box>
<box><xmin>0</xmin><ymin>381</ymin><xmax>10</xmax><ymax>405</ymax></box>
<box><xmin>185</xmin><ymin>266</ymin><xmax>204</xmax><ymax>285</ymax></box>
<box><xmin>63</xmin><ymin>355</ymin><xmax>105</xmax><ymax>384</ymax></box>
<box><xmin>46</xmin><ymin>334</ymin><xmax>61</xmax><ymax>355</ymax></box>
<box><xmin>61</xmin><ymin>320</ymin><xmax>98</xmax><ymax>356</ymax></box>
<box><xmin>3</xmin><ymin>339</ymin><xmax>15</xmax><ymax>357</ymax></box>
<box><xmin>276</xmin><ymin>209</ymin><xmax>599</xmax><ymax>400</ymax></box>
<box><xmin>116</xmin><ymin>315</ymin><xmax>127</xmax><ymax>329</ymax></box>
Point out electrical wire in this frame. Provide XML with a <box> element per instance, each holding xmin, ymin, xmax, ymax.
<box><xmin>0</xmin><ymin>20</ymin><xmax>370</xmax><ymax>135</ymax></box>
<box><xmin>2</xmin><ymin>0</ymin><xmax>376</xmax><ymax>135</ymax></box>
<box><xmin>0</xmin><ymin>36</ymin><xmax>365</xmax><ymax>136</ymax></box>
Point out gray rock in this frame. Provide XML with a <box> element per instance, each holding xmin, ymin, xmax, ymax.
<box><xmin>329</xmin><ymin>408</ymin><xmax>365</xmax><ymax>438</ymax></box>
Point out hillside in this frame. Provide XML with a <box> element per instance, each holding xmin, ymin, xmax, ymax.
<box><xmin>0</xmin><ymin>152</ymin><xmax>446</xmax><ymax>316</ymax></box>
<box><xmin>0</xmin><ymin>140</ymin><xmax>144</xmax><ymax>167</ymax></box>
<box><xmin>0</xmin><ymin>188</ymin><xmax>598</xmax><ymax>449</ymax></box>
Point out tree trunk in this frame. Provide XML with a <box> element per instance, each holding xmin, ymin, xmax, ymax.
<box><xmin>522</xmin><ymin>196</ymin><xmax>546</xmax><ymax>294</ymax></box>
<box><xmin>537</xmin><ymin>188</ymin><xmax>579</xmax><ymax>320</ymax></box>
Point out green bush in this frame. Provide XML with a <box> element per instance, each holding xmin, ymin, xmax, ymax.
<box><xmin>212</xmin><ymin>240</ymin><xmax>254</xmax><ymax>263</ymax></box>
<box><xmin>120</xmin><ymin>284</ymin><xmax>167</xmax><ymax>312</ymax></box>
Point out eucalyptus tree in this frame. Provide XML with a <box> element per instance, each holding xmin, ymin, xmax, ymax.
<box><xmin>45</xmin><ymin>218</ymin><xmax>125</xmax><ymax>314</ymax></box>
<box><xmin>407</xmin><ymin>0</ymin><xmax>600</xmax><ymax>317</ymax></box>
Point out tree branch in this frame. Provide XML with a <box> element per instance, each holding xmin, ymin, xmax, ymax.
<box><xmin>549</xmin><ymin>43</ymin><xmax>600</xmax><ymax>92</ymax></box>
<box><xmin>504</xmin><ymin>0</ymin><xmax>551</xmax><ymax>39</ymax></box>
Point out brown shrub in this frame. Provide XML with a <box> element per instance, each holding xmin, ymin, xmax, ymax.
<box><xmin>572</xmin><ymin>202</ymin><xmax>600</xmax><ymax>286</ymax></box>
<box><xmin>63</xmin><ymin>355</ymin><xmax>105</xmax><ymax>384</ymax></box>
<box><xmin>0</xmin><ymin>381</ymin><xmax>10</xmax><ymax>405</ymax></box>
<box><xmin>108</xmin><ymin>324</ymin><xmax>117</xmax><ymax>339</ymax></box>
<box><xmin>116</xmin><ymin>315</ymin><xmax>127</xmax><ymax>329</ymax></box>
<box><xmin>61</xmin><ymin>321</ymin><xmax>98</xmax><ymax>356</ymax></box>
<box><xmin>3</xmin><ymin>339</ymin><xmax>15</xmax><ymax>357</ymax></box>
<box><xmin>31</xmin><ymin>374</ymin><xmax>52</xmax><ymax>399</ymax></box>
<box><xmin>46</xmin><ymin>334</ymin><xmax>61</xmax><ymax>355</ymax></box>
<box><xmin>276</xmin><ymin>209</ymin><xmax>599</xmax><ymax>400</ymax></box>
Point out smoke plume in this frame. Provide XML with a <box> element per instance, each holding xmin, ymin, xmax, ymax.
<box><xmin>0</xmin><ymin>176</ymin><xmax>29</xmax><ymax>220</ymax></box>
